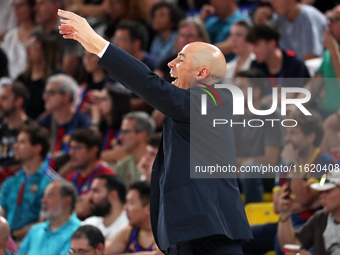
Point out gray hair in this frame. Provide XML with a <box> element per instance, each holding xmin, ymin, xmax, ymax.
<box><xmin>47</xmin><ymin>74</ymin><xmax>78</xmax><ymax>103</ymax></box>
<box><xmin>123</xmin><ymin>111</ymin><xmax>155</xmax><ymax>135</ymax></box>
<box><xmin>56</xmin><ymin>179</ymin><xmax>78</xmax><ymax>213</ymax></box>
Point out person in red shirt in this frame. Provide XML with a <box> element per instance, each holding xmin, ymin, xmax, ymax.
<box><xmin>66</xmin><ymin>129</ymin><xmax>114</xmax><ymax>219</ymax></box>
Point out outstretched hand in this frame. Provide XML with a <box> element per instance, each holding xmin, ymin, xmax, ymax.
<box><xmin>57</xmin><ymin>9</ymin><xmax>107</xmax><ymax>55</ymax></box>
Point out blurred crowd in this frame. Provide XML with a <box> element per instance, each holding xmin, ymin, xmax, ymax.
<box><xmin>0</xmin><ymin>0</ymin><xmax>340</xmax><ymax>254</ymax></box>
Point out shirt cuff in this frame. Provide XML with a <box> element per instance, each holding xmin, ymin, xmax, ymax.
<box><xmin>97</xmin><ymin>41</ymin><xmax>110</xmax><ymax>58</ymax></box>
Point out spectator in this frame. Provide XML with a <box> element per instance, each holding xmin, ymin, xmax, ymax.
<box><xmin>278</xmin><ymin>171</ymin><xmax>340</xmax><ymax>255</ymax></box>
<box><xmin>75</xmin><ymin>50</ymin><xmax>109</xmax><ymax>115</ymax></box>
<box><xmin>114</xmin><ymin>112</ymin><xmax>155</xmax><ymax>186</ymax></box>
<box><xmin>0</xmin><ymin>0</ymin><xmax>16</xmax><ymax>41</ymax></box>
<box><xmin>104</xmin><ymin>0</ymin><xmax>151</xmax><ymax>40</ymax></box>
<box><xmin>233</xmin><ymin>69</ymin><xmax>284</xmax><ymax>204</ymax></box>
<box><xmin>254</xmin><ymin>0</ymin><xmax>327</xmax><ymax>60</ymax></box>
<box><xmin>0</xmin><ymin>217</ymin><xmax>15</xmax><ymax>255</ymax></box>
<box><xmin>34</xmin><ymin>0</ymin><xmax>83</xmax><ymax>76</ymax></box>
<box><xmin>38</xmin><ymin>74</ymin><xmax>91</xmax><ymax>171</ymax></box>
<box><xmin>69</xmin><ymin>225</ymin><xmax>105</xmax><ymax>255</ymax></box>
<box><xmin>225</xmin><ymin>19</ymin><xmax>255</xmax><ymax>78</ymax></box>
<box><xmin>247</xmin><ymin>22</ymin><xmax>310</xmax><ymax>92</ymax></box>
<box><xmin>64</xmin><ymin>129</ymin><xmax>114</xmax><ymax>219</ymax></box>
<box><xmin>321</xmin><ymin>109</ymin><xmax>340</xmax><ymax>159</ymax></box>
<box><xmin>138</xmin><ymin>133</ymin><xmax>162</xmax><ymax>181</ymax></box>
<box><xmin>0</xmin><ymin>124</ymin><xmax>59</xmax><ymax>240</ymax></box>
<box><xmin>304</xmin><ymin>5</ymin><xmax>340</xmax><ymax>117</ymax></box>
<box><xmin>17</xmin><ymin>31</ymin><xmax>61</xmax><ymax>120</ymax></box>
<box><xmin>105</xmin><ymin>182</ymin><xmax>161</xmax><ymax>254</ymax></box>
<box><xmin>90</xmin><ymin>86</ymin><xmax>130</xmax><ymax>161</ymax></box>
<box><xmin>0</xmin><ymin>82</ymin><xmax>30</xmax><ymax>183</ymax></box>
<box><xmin>242</xmin><ymin>111</ymin><xmax>335</xmax><ymax>255</ymax></box>
<box><xmin>275</xmin><ymin>111</ymin><xmax>334</xmax><ymax>254</ymax></box>
<box><xmin>112</xmin><ymin>21</ymin><xmax>157</xmax><ymax>71</ymax></box>
<box><xmin>150</xmin><ymin>2</ymin><xmax>184</xmax><ymax>65</ymax></box>
<box><xmin>200</xmin><ymin>0</ymin><xmax>248</xmax><ymax>61</ymax></box>
<box><xmin>18</xmin><ymin>180</ymin><xmax>81</xmax><ymax>255</ymax></box>
<box><xmin>83</xmin><ymin>175</ymin><xmax>129</xmax><ymax>240</ymax></box>
<box><xmin>1</xmin><ymin>0</ymin><xmax>36</xmax><ymax>79</ymax></box>
<box><xmin>111</xmin><ymin>21</ymin><xmax>157</xmax><ymax>113</ymax></box>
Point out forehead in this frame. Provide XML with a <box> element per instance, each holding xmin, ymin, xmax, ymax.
<box><xmin>127</xmin><ymin>189</ymin><xmax>140</xmax><ymax>201</ymax></box>
<box><xmin>17</xmin><ymin>131</ymin><xmax>30</xmax><ymax>141</ymax></box>
<box><xmin>0</xmin><ymin>86</ymin><xmax>13</xmax><ymax>95</ymax></box>
<box><xmin>45</xmin><ymin>182</ymin><xmax>60</xmax><ymax>195</ymax></box>
<box><xmin>121</xmin><ymin>118</ymin><xmax>136</xmax><ymax>128</ymax></box>
<box><xmin>46</xmin><ymin>82</ymin><xmax>60</xmax><ymax>90</ymax></box>
<box><xmin>71</xmin><ymin>238</ymin><xmax>90</xmax><ymax>248</ymax></box>
<box><xmin>179</xmin><ymin>25</ymin><xmax>198</xmax><ymax>34</ymax></box>
<box><xmin>115</xmin><ymin>29</ymin><xmax>130</xmax><ymax>37</ymax></box>
<box><xmin>91</xmin><ymin>178</ymin><xmax>107</xmax><ymax>189</ymax></box>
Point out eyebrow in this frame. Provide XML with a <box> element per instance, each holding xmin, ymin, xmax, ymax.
<box><xmin>178</xmin><ymin>53</ymin><xmax>185</xmax><ymax>58</ymax></box>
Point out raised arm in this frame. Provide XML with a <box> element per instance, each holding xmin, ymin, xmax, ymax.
<box><xmin>58</xmin><ymin>10</ymin><xmax>190</xmax><ymax>122</ymax></box>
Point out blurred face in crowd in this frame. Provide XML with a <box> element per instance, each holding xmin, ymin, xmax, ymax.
<box><xmin>69</xmin><ymin>140</ymin><xmax>98</xmax><ymax>169</ymax></box>
<box><xmin>43</xmin><ymin>82</ymin><xmax>66</xmax><ymax>112</ymax></box>
<box><xmin>320</xmin><ymin>187</ymin><xmax>340</xmax><ymax>214</ymax></box>
<box><xmin>34</xmin><ymin>0</ymin><xmax>59</xmax><ymax>25</ymax></box>
<box><xmin>124</xmin><ymin>189</ymin><xmax>149</xmax><ymax>227</ymax></box>
<box><xmin>118</xmin><ymin>119</ymin><xmax>144</xmax><ymax>153</ymax></box>
<box><xmin>25</xmin><ymin>36</ymin><xmax>43</xmax><ymax>65</ymax></box>
<box><xmin>252</xmin><ymin>39</ymin><xmax>273</xmax><ymax>63</ymax></box>
<box><xmin>152</xmin><ymin>7</ymin><xmax>172</xmax><ymax>32</ymax></box>
<box><xmin>270</xmin><ymin>0</ymin><xmax>289</xmax><ymax>16</ymax></box>
<box><xmin>70</xmin><ymin>238</ymin><xmax>104</xmax><ymax>255</ymax></box>
<box><xmin>89</xmin><ymin>178</ymin><xmax>112</xmax><ymax>217</ymax></box>
<box><xmin>110</xmin><ymin>0</ymin><xmax>126</xmax><ymax>21</ymax></box>
<box><xmin>210</xmin><ymin>0</ymin><xmax>234</xmax><ymax>18</ymax></box>
<box><xmin>328</xmin><ymin>7</ymin><xmax>340</xmax><ymax>43</ymax></box>
<box><xmin>230</xmin><ymin>24</ymin><xmax>252</xmax><ymax>55</ymax></box>
<box><xmin>177</xmin><ymin>24</ymin><xmax>204</xmax><ymax>52</ymax></box>
<box><xmin>41</xmin><ymin>182</ymin><xmax>64</xmax><ymax>220</ymax></box>
<box><xmin>14</xmin><ymin>132</ymin><xmax>40</xmax><ymax>162</ymax></box>
<box><xmin>98</xmin><ymin>89</ymin><xmax>112</xmax><ymax>119</ymax></box>
<box><xmin>112</xmin><ymin>29</ymin><xmax>134</xmax><ymax>55</ymax></box>
<box><xmin>0</xmin><ymin>85</ymin><xmax>21</xmax><ymax>117</ymax></box>
<box><xmin>13</xmin><ymin>0</ymin><xmax>33</xmax><ymax>23</ymax></box>
<box><xmin>138</xmin><ymin>145</ymin><xmax>158</xmax><ymax>180</ymax></box>
<box><xmin>83</xmin><ymin>51</ymin><xmax>101</xmax><ymax>74</ymax></box>
<box><xmin>285</xmin><ymin>126</ymin><xmax>314</xmax><ymax>157</ymax></box>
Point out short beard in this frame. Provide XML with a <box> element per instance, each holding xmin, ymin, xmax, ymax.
<box><xmin>40</xmin><ymin>205</ymin><xmax>63</xmax><ymax>220</ymax></box>
<box><xmin>91</xmin><ymin>198</ymin><xmax>111</xmax><ymax>217</ymax></box>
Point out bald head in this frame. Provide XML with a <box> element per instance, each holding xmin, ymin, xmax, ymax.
<box><xmin>186</xmin><ymin>42</ymin><xmax>227</xmax><ymax>84</ymax></box>
<box><xmin>0</xmin><ymin>217</ymin><xmax>10</xmax><ymax>249</ymax></box>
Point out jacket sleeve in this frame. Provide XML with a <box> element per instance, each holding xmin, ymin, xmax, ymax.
<box><xmin>98</xmin><ymin>43</ymin><xmax>190</xmax><ymax>123</ymax></box>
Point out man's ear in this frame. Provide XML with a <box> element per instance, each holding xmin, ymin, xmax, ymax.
<box><xmin>196</xmin><ymin>67</ymin><xmax>210</xmax><ymax>80</ymax></box>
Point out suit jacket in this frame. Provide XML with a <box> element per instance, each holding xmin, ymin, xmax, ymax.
<box><xmin>99</xmin><ymin>44</ymin><xmax>253</xmax><ymax>251</ymax></box>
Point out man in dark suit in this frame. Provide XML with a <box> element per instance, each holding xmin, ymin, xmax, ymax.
<box><xmin>58</xmin><ymin>10</ymin><xmax>253</xmax><ymax>255</ymax></box>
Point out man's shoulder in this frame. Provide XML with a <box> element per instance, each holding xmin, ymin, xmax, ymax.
<box><xmin>2</xmin><ymin>170</ymin><xmax>24</xmax><ymax>186</ymax></box>
<box><xmin>316</xmin><ymin>151</ymin><xmax>336</xmax><ymax>165</ymax></box>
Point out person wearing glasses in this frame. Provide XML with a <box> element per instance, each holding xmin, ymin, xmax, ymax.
<box><xmin>65</xmin><ymin>129</ymin><xmax>114</xmax><ymax>220</ymax></box>
<box><xmin>69</xmin><ymin>225</ymin><xmax>105</xmax><ymax>255</ymax></box>
<box><xmin>38</xmin><ymin>74</ymin><xmax>91</xmax><ymax>171</ymax></box>
<box><xmin>278</xmin><ymin>171</ymin><xmax>340</xmax><ymax>255</ymax></box>
<box><xmin>113</xmin><ymin>112</ymin><xmax>155</xmax><ymax>186</ymax></box>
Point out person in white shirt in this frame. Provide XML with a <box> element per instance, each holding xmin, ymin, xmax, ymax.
<box><xmin>225</xmin><ymin>19</ymin><xmax>255</xmax><ymax>79</ymax></box>
<box><xmin>83</xmin><ymin>174</ymin><xmax>129</xmax><ymax>240</ymax></box>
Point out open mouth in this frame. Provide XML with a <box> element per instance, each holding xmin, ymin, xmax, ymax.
<box><xmin>170</xmin><ymin>73</ymin><xmax>178</xmax><ymax>85</ymax></box>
